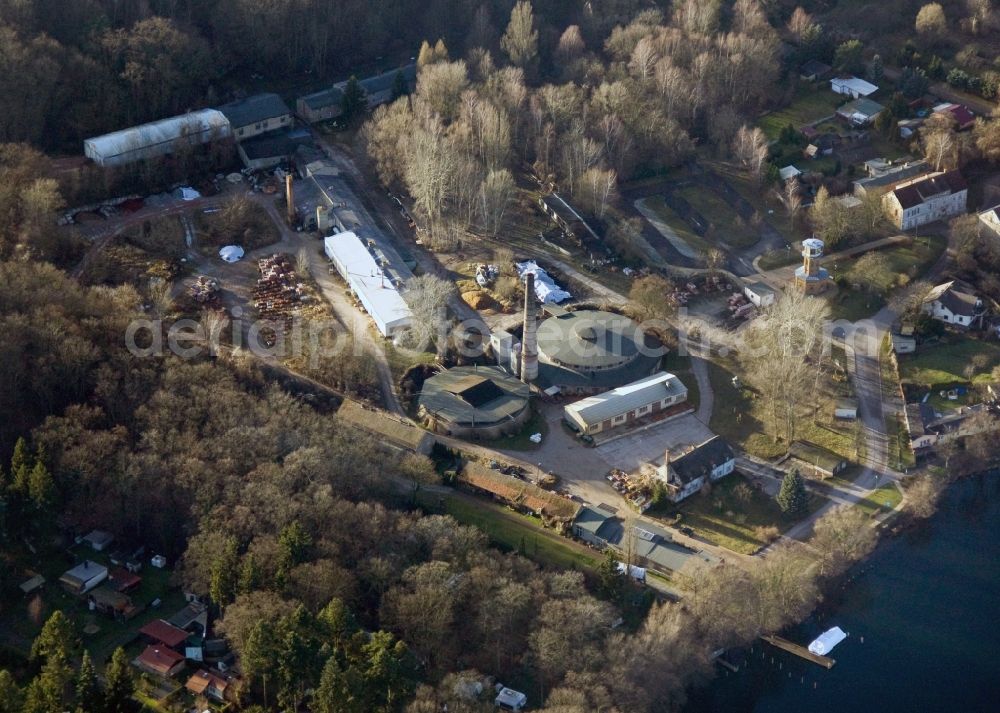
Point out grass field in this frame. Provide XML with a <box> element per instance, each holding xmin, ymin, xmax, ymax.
<box><xmin>839</xmin><ymin>234</ymin><xmax>947</xmax><ymax>292</ymax></box>
<box><xmin>855</xmin><ymin>483</ymin><xmax>903</xmax><ymax>517</ymax></box>
<box><xmin>708</xmin><ymin>358</ymin><xmax>859</xmax><ymax>462</ymax></box>
<box><xmin>898</xmin><ymin>338</ymin><xmax>1000</xmax><ymax>388</ymax></box>
<box><xmin>758</xmin><ymin>85</ymin><xmax>843</xmax><ymax>140</ymax></box>
<box><xmin>497</xmin><ymin>408</ymin><xmax>549</xmax><ymax>451</ymax></box>
<box><xmin>640</xmin><ymin>196</ymin><xmax>711</xmax><ymax>254</ymax></box>
<box><xmin>436</xmin><ymin>494</ymin><xmax>599</xmax><ymax>572</ymax></box>
<box><xmin>757</xmin><ymin>248</ymin><xmax>800</xmax><ymax>270</ymax></box>
<box><xmin>675</xmin><ymin>186</ymin><xmax>757</xmax><ymax>249</ymax></box>
<box><xmin>666</xmin><ymin>474</ymin><xmax>820</xmax><ymax>554</ymax></box>
<box><xmin>825</xmin><ymin>288</ymin><xmax>886</xmax><ymax>322</ymax></box>
<box><xmin>662</xmin><ymin>351</ymin><xmax>700</xmax><ymax>411</ymax></box>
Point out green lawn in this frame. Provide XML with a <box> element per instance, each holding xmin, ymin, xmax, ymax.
<box><xmin>662</xmin><ymin>351</ymin><xmax>700</xmax><ymax>411</ymax></box>
<box><xmin>757</xmin><ymin>248</ymin><xmax>800</xmax><ymax>270</ymax></box>
<box><xmin>497</xmin><ymin>408</ymin><xmax>549</xmax><ymax>451</ymax></box>
<box><xmin>675</xmin><ymin>186</ymin><xmax>757</xmax><ymax>249</ymax></box>
<box><xmin>838</xmin><ymin>235</ymin><xmax>947</xmax><ymax>292</ymax></box>
<box><xmin>899</xmin><ymin>338</ymin><xmax>1000</xmax><ymax>388</ymax></box>
<box><xmin>708</xmin><ymin>358</ymin><xmax>860</xmax><ymax>462</ymax></box>
<box><xmin>758</xmin><ymin>85</ymin><xmax>843</xmax><ymax>140</ymax></box>
<box><xmin>639</xmin><ymin>196</ymin><xmax>711</xmax><ymax>254</ymax></box>
<box><xmin>664</xmin><ymin>474</ymin><xmax>821</xmax><ymax>555</ymax></box>
<box><xmin>825</xmin><ymin>288</ymin><xmax>886</xmax><ymax>322</ymax></box>
<box><xmin>434</xmin><ymin>493</ymin><xmax>598</xmax><ymax>572</ymax></box>
<box><xmin>855</xmin><ymin>484</ymin><xmax>903</xmax><ymax>517</ymax></box>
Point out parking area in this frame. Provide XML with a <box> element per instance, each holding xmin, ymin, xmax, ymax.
<box><xmin>503</xmin><ymin>405</ymin><xmax>719</xmax><ymax>506</ymax></box>
<box><xmin>595</xmin><ymin>414</ymin><xmax>716</xmax><ymax>473</ymax></box>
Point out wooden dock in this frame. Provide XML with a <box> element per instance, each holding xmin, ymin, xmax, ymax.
<box><xmin>761</xmin><ymin>634</ymin><xmax>836</xmax><ymax>669</ymax></box>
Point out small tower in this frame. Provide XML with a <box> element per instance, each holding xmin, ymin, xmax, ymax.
<box><xmin>794</xmin><ymin>238</ymin><xmax>831</xmax><ymax>294</ymax></box>
<box><xmin>520</xmin><ymin>272</ymin><xmax>539</xmax><ymax>383</ymax></box>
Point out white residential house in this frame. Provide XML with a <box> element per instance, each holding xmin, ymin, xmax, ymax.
<box><xmin>654</xmin><ymin>436</ymin><xmax>736</xmax><ymax>503</ymax></box>
<box><xmin>830</xmin><ymin>76</ymin><xmax>878</xmax><ymax>98</ymax></box>
<box><xmin>882</xmin><ymin>170</ymin><xmax>967</xmax><ymax>230</ymax></box>
<box><xmin>922</xmin><ymin>281</ymin><xmax>984</xmax><ymax>328</ymax></box>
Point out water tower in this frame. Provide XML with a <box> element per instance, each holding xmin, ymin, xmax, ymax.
<box><xmin>794</xmin><ymin>237</ymin><xmax>831</xmax><ymax>294</ymax></box>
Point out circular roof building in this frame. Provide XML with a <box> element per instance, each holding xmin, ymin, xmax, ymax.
<box><xmin>534</xmin><ymin>307</ymin><xmax>663</xmax><ymax>394</ymax></box>
<box><xmin>418</xmin><ymin>366</ymin><xmax>531</xmax><ymax>439</ymax></box>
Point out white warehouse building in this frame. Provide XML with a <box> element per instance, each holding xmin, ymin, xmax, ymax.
<box><xmin>324</xmin><ymin>231</ymin><xmax>413</xmax><ymax>337</ymax></box>
<box><xmin>84</xmin><ymin>109</ymin><xmax>232</xmax><ymax>167</ymax></box>
<box><xmin>563</xmin><ymin>372</ymin><xmax>688</xmax><ymax>435</ymax></box>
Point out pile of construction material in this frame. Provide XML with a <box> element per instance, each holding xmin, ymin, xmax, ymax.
<box><xmin>253</xmin><ymin>254</ymin><xmax>305</xmax><ymax>327</ymax></box>
<box><xmin>189</xmin><ymin>275</ymin><xmax>220</xmax><ymax>304</ymax></box>
<box><xmin>727</xmin><ymin>292</ymin><xmax>754</xmax><ymax>319</ymax></box>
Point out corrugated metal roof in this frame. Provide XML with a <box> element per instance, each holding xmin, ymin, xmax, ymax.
<box><xmin>217</xmin><ymin>93</ymin><xmax>290</xmax><ymax>129</ymax></box>
<box><xmin>564</xmin><ymin>372</ymin><xmax>687</xmax><ymax>426</ymax></box>
<box><xmin>84</xmin><ymin>109</ymin><xmax>231</xmax><ymax>166</ymax></box>
<box><xmin>323</xmin><ymin>231</ymin><xmax>412</xmax><ymax>336</ymax></box>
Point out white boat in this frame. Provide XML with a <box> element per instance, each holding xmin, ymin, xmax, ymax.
<box><xmin>808</xmin><ymin>626</ymin><xmax>848</xmax><ymax>656</ymax></box>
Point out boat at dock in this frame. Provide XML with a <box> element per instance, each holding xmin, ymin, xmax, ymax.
<box><xmin>808</xmin><ymin>627</ymin><xmax>848</xmax><ymax>656</ymax></box>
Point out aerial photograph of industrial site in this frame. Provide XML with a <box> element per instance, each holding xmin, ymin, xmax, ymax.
<box><xmin>0</xmin><ymin>0</ymin><xmax>998</xmax><ymax>711</ymax></box>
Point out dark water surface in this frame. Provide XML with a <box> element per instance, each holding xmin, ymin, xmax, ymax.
<box><xmin>686</xmin><ymin>472</ymin><xmax>1000</xmax><ymax>713</ymax></box>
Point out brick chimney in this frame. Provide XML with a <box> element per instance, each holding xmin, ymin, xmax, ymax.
<box><xmin>285</xmin><ymin>174</ymin><xmax>295</xmax><ymax>225</ymax></box>
<box><xmin>520</xmin><ymin>272</ymin><xmax>538</xmax><ymax>383</ymax></box>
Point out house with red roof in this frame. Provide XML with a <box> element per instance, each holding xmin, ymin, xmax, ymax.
<box><xmin>135</xmin><ymin>646</ymin><xmax>185</xmax><ymax>678</ymax></box>
<box><xmin>139</xmin><ymin>619</ymin><xmax>190</xmax><ymax>649</ymax></box>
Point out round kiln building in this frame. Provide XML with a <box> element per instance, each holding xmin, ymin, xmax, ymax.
<box><xmin>418</xmin><ymin>366</ymin><xmax>531</xmax><ymax>439</ymax></box>
<box><xmin>533</xmin><ymin>306</ymin><xmax>662</xmax><ymax>395</ymax></box>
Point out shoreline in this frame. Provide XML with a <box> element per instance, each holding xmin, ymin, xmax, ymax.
<box><xmin>687</xmin><ymin>467</ymin><xmax>1000</xmax><ymax>710</ymax></box>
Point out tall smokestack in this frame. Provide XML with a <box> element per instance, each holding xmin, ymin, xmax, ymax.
<box><xmin>520</xmin><ymin>272</ymin><xmax>538</xmax><ymax>383</ymax></box>
<box><xmin>285</xmin><ymin>174</ymin><xmax>295</xmax><ymax>225</ymax></box>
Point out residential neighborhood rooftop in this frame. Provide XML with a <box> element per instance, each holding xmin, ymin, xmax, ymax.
<box><xmin>891</xmin><ymin>170</ymin><xmax>967</xmax><ymax>209</ymax></box>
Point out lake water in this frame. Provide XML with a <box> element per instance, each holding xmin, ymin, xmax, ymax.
<box><xmin>686</xmin><ymin>472</ymin><xmax>1000</xmax><ymax>713</ymax></box>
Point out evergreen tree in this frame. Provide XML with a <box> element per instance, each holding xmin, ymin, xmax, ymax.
<box><xmin>0</xmin><ymin>670</ymin><xmax>23</xmax><ymax>713</ymax></box>
<box><xmin>391</xmin><ymin>70</ymin><xmax>409</xmax><ymax>100</ymax></box>
<box><xmin>23</xmin><ymin>652</ymin><xmax>73</xmax><ymax>713</ymax></box>
<box><xmin>317</xmin><ymin>597</ymin><xmax>357</xmax><ymax>643</ymax></box>
<box><xmin>102</xmin><ymin>647</ymin><xmax>135</xmax><ymax>713</ymax></box>
<box><xmin>237</xmin><ymin>552</ymin><xmax>260</xmax><ymax>595</ymax></box>
<box><xmin>596</xmin><ymin>549</ymin><xmax>627</xmax><ymax>601</ymax></box>
<box><xmin>362</xmin><ymin>631</ymin><xmax>414</xmax><ymax>710</ymax></box>
<box><xmin>31</xmin><ymin>611</ymin><xmax>78</xmax><ymax>662</ymax></box>
<box><xmin>313</xmin><ymin>657</ymin><xmax>356</xmax><ymax>713</ymax></box>
<box><xmin>275</xmin><ymin>606</ymin><xmax>322</xmax><ymax>712</ymax></box>
<box><xmin>10</xmin><ymin>437</ymin><xmax>32</xmax><ymax>493</ymax></box>
<box><xmin>776</xmin><ymin>469</ymin><xmax>809</xmax><ymax>516</ymax></box>
<box><xmin>339</xmin><ymin>76</ymin><xmax>367</xmax><ymax>123</ymax></box>
<box><xmin>278</xmin><ymin>520</ymin><xmax>312</xmax><ymax>570</ymax></box>
<box><xmin>209</xmin><ymin>536</ymin><xmax>239</xmax><ymax>608</ymax></box>
<box><xmin>28</xmin><ymin>461</ymin><xmax>55</xmax><ymax>509</ymax></box>
<box><xmin>75</xmin><ymin>651</ymin><xmax>100</xmax><ymax>713</ymax></box>
<box><xmin>868</xmin><ymin>54</ymin><xmax>884</xmax><ymax>84</ymax></box>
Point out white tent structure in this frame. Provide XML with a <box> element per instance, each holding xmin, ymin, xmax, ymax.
<box><xmin>324</xmin><ymin>232</ymin><xmax>412</xmax><ymax>337</ymax></box>
<box><xmin>84</xmin><ymin>109</ymin><xmax>232</xmax><ymax>167</ymax></box>
<box><xmin>516</xmin><ymin>260</ymin><xmax>570</xmax><ymax>303</ymax></box>
<box><xmin>808</xmin><ymin>626</ymin><xmax>848</xmax><ymax>655</ymax></box>
<box><xmin>219</xmin><ymin>245</ymin><xmax>244</xmax><ymax>263</ymax></box>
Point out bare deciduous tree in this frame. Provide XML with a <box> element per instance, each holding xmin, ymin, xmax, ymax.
<box><xmin>733</xmin><ymin>124</ymin><xmax>769</xmax><ymax>182</ymax></box>
<box><xmin>810</xmin><ymin>505</ymin><xmax>878</xmax><ymax>576</ymax></box>
<box><xmin>787</xmin><ymin>7</ymin><xmax>814</xmax><ymax>39</ymax></box>
<box><xmin>477</xmin><ymin>168</ymin><xmax>515</xmax><ymax>236</ymax></box>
